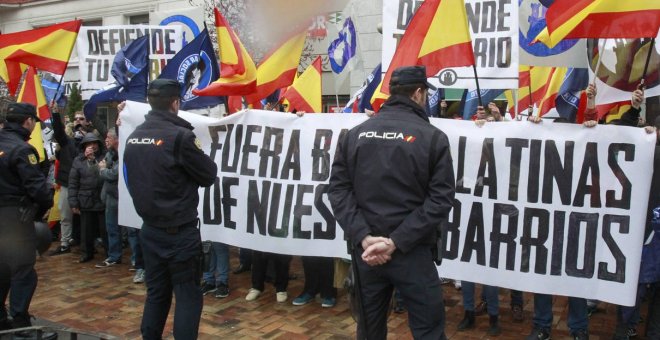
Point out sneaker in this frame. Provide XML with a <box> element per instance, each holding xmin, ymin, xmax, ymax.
<box><xmin>526</xmin><ymin>328</ymin><xmax>551</xmax><ymax>340</ymax></box>
<box><xmin>627</xmin><ymin>327</ymin><xmax>637</xmax><ymax>338</ymax></box>
<box><xmin>49</xmin><ymin>245</ymin><xmax>70</xmax><ymax>256</ymax></box>
<box><xmin>245</xmin><ymin>288</ymin><xmax>262</xmax><ymax>301</ymax></box>
<box><xmin>95</xmin><ymin>258</ymin><xmax>120</xmax><ymax>268</ymax></box>
<box><xmin>201</xmin><ymin>282</ymin><xmax>217</xmax><ymax>295</ymax></box>
<box><xmin>512</xmin><ymin>304</ymin><xmax>524</xmax><ymax>322</ymax></box>
<box><xmin>321</xmin><ymin>297</ymin><xmax>336</xmax><ymax>308</ymax></box>
<box><xmin>133</xmin><ymin>269</ymin><xmax>145</xmax><ymax>284</ymax></box>
<box><xmin>276</xmin><ymin>291</ymin><xmax>288</xmax><ymax>303</ymax></box>
<box><xmin>292</xmin><ymin>293</ymin><xmax>314</xmax><ymax>306</ymax></box>
<box><xmin>453</xmin><ymin>280</ymin><xmax>462</xmax><ymax>290</ymax></box>
<box><xmin>572</xmin><ymin>329</ymin><xmax>588</xmax><ymax>340</ymax></box>
<box><xmin>215</xmin><ymin>283</ymin><xmax>229</xmax><ymax>298</ymax></box>
<box><xmin>439</xmin><ymin>277</ymin><xmax>451</xmax><ymax>285</ymax></box>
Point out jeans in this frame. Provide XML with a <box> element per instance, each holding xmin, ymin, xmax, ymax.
<box><xmin>105</xmin><ymin>202</ymin><xmax>122</xmax><ymax>262</ymax></box>
<box><xmin>463</xmin><ymin>282</ymin><xmax>499</xmax><ymax>315</ymax></box>
<box><xmin>127</xmin><ymin>227</ymin><xmax>144</xmax><ymax>269</ymax></box>
<box><xmin>203</xmin><ymin>242</ymin><xmax>229</xmax><ymax>286</ymax></box>
<box><xmin>533</xmin><ymin>294</ymin><xmax>588</xmax><ymax>333</ymax></box>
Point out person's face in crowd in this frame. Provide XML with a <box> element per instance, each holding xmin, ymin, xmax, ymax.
<box><xmin>24</xmin><ymin>117</ymin><xmax>37</xmax><ymax>133</ymax></box>
<box><xmin>74</xmin><ymin>114</ymin><xmax>89</xmax><ymax>127</ymax></box>
<box><xmin>83</xmin><ymin>142</ymin><xmax>98</xmax><ymax>160</ymax></box>
<box><xmin>105</xmin><ymin>134</ymin><xmax>119</xmax><ymax>151</ymax></box>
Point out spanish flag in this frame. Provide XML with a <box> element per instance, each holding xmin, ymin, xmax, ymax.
<box><xmin>537</xmin><ymin>67</ymin><xmax>568</xmax><ymax>116</ymax></box>
<box><xmin>245</xmin><ymin>30</ymin><xmax>307</xmax><ymax>105</ymax></box>
<box><xmin>534</xmin><ymin>0</ymin><xmax>660</xmax><ymax>48</ymax></box>
<box><xmin>382</xmin><ymin>0</ymin><xmax>475</xmax><ymax>94</ymax></box>
<box><xmin>193</xmin><ymin>8</ymin><xmax>256</xmax><ymax>96</ymax></box>
<box><xmin>370</xmin><ymin>80</ymin><xmax>388</xmax><ymax>112</ymax></box>
<box><xmin>597</xmin><ymin>100</ymin><xmax>632</xmax><ymax>123</ymax></box>
<box><xmin>0</xmin><ymin>20</ymin><xmax>81</xmax><ymax>96</ymax></box>
<box><xmin>281</xmin><ymin>56</ymin><xmax>322</xmax><ymax>113</ymax></box>
<box><xmin>506</xmin><ymin>66</ymin><xmax>555</xmax><ymax>116</ymax></box>
<box><xmin>17</xmin><ymin>67</ymin><xmax>49</xmax><ymax>162</ymax></box>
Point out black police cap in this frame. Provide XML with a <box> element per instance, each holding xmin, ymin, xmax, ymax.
<box><xmin>390</xmin><ymin>65</ymin><xmax>437</xmax><ymax>91</ymax></box>
<box><xmin>7</xmin><ymin>102</ymin><xmax>40</xmax><ymax>122</ymax></box>
<box><xmin>148</xmin><ymin>79</ymin><xmax>182</xmax><ymax>98</ymax></box>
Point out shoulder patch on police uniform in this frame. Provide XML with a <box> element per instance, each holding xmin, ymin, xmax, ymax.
<box><xmin>194</xmin><ymin>138</ymin><xmax>203</xmax><ymax>150</ymax></box>
<box><xmin>28</xmin><ymin>154</ymin><xmax>38</xmax><ymax>165</ymax></box>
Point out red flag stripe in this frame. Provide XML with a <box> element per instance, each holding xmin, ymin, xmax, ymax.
<box><xmin>282</xmin><ymin>87</ymin><xmax>315</xmax><ymax>113</ymax></box>
<box><xmin>0</xmin><ymin>20</ymin><xmax>80</xmax><ymax>48</ymax></box>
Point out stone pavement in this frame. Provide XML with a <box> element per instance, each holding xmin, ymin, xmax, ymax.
<box><xmin>27</xmin><ymin>245</ymin><xmax>645</xmax><ymax>339</ymax></box>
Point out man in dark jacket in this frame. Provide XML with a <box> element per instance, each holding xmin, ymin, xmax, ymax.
<box><xmin>68</xmin><ymin>133</ymin><xmax>106</xmax><ymax>263</ymax></box>
<box><xmin>97</xmin><ymin>129</ymin><xmax>122</xmax><ymax>268</ymax></box>
<box><xmin>0</xmin><ymin>103</ymin><xmax>53</xmax><ymax>332</ymax></box>
<box><xmin>124</xmin><ymin>79</ymin><xmax>218</xmax><ymax>340</ymax></box>
<box><xmin>329</xmin><ymin>66</ymin><xmax>455</xmax><ymax>339</ymax></box>
<box><xmin>49</xmin><ymin>104</ymin><xmax>83</xmax><ymax>255</ymax></box>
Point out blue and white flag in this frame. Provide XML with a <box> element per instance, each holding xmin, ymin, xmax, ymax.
<box><xmin>111</xmin><ymin>35</ymin><xmax>150</xmax><ymax>89</ymax></box>
<box><xmin>555</xmin><ymin>68</ymin><xmax>588</xmax><ymax>122</ymax></box>
<box><xmin>84</xmin><ymin>35</ymin><xmax>149</xmax><ymax>119</ymax></box>
<box><xmin>41</xmin><ymin>72</ymin><xmax>66</xmax><ymax>107</ymax></box>
<box><xmin>462</xmin><ymin>89</ymin><xmax>504</xmax><ymax>120</ymax></box>
<box><xmin>158</xmin><ymin>28</ymin><xmax>222</xmax><ymax>110</ymax></box>
<box><xmin>328</xmin><ymin>16</ymin><xmax>361</xmax><ymax>91</ymax></box>
<box><xmin>427</xmin><ymin>88</ymin><xmax>445</xmax><ymax>117</ymax></box>
<box><xmin>357</xmin><ymin>63</ymin><xmax>381</xmax><ymax>113</ymax></box>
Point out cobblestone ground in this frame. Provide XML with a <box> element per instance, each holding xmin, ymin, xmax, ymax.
<box><xmin>28</xmin><ymin>245</ymin><xmax>647</xmax><ymax>339</ymax></box>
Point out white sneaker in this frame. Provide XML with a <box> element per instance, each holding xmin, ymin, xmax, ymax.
<box><xmin>245</xmin><ymin>288</ymin><xmax>261</xmax><ymax>301</ymax></box>
<box><xmin>276</xmin><ymin>291</ymin><xmax>288</xmax><ymax>303</ymax></box>
<box><xmin>133</xmin><ymin>269</ymin><xmax>145</xmax><ymax>283</ymax></box>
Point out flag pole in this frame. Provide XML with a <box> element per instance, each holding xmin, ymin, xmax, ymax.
<box><xmin>527</xmin><ymin>68</ymin><xmax>534</xmax><ymax>116</ymax></box>
<box><xmin>591</xmin><ymin>38</ymin><xmax>607</xmax><ymax>86</ymax></box>
<box><xmin>471</xmin><ymin>64</ymin><xmax>483</xmax><ymax>107</ymax></box>
<box><xmin>640</xmin><ymin>38</ymin><xmax>655</xmax><ymax>89</ymax></box>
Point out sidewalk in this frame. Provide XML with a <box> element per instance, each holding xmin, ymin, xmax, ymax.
<box><xmin>28</xmin><ymin>245</ymin><xmax>635</xmax><ymax>339</ymax></box>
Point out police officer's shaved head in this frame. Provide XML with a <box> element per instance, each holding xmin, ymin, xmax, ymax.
<box><xmin>147</xmin><ymin>79</ymin><xmax>182</xmax><ymax>112</ymax></box>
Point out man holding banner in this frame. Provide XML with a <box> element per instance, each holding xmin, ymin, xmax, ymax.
<box><xmin>329</xmin><ymin>66</ymin><xmax>455</xmax><ymax>339</ymax></box>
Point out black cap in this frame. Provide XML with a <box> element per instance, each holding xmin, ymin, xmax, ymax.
<box><xmin>390</xmin><ymin>65</ymin><xmax>436</xmax><ymax>91</ymax></box>
<box><xmin>148</xmin><ymin>79</ymin><xmax>182</xmax><ymax>98</ymax></box>
<box><xmin>7</xmin><ymin>103</ymin><xmax>40</xmax><ymax>122</ymax></box>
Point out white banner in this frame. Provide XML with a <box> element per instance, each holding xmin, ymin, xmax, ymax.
<box><xmin>119</xmin><ymin>101</ymin><xmax>655</xmax><ymax>306</ymax></box>
<box><xmin>76</xmin><ymin>25</ymin><xmax>183</xmax><ymax>100</ymax></box>
<box><xmin>382</xmin><ymin>0</ymin><xmax>519</xmax><ymax>89</ymax></box>
<box><xmin>518</xmin><ymin>0</ymin><xmax>588</xmax><ymax>67</ymax></box>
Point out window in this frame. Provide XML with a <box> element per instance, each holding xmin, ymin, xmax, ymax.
<box><xmin>82</xmin><ymin>19</ymin><xmax>102</xmax><ymax>26</ymax></box>
<box><xmin>129</xmin><ymin>14</ymin><xmax>150</xmax><ymax>25</ymax></box>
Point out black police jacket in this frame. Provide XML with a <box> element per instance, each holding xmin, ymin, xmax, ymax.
<box><xmin>0</xmin><ymin>123</ymin><xmax>53</xmax><ymax>214</ymax></box>
<box><xmin>328</xmin><ymin>95</ymin><xmax>456</xmax><ymax>254</ymax></box>
<box><xmin>124</xmin><ymin>109</ymin><xmax>218</xmax><ymax>228</ymax></box>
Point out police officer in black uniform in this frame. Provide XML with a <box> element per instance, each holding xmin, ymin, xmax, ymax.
<box><xmin>0</xmin><ymin>103</ymin><xmax>53</xmax><ymax>332</ymax></box>
<box><xmin>329</xmin><ymin>66</ymin><xmax>456</xmax><ymax>340</ymax></box>
<box><xmin>123</xmin><ymin>79</ymin><xmax>217</xmax><ymax>339</ymax></box>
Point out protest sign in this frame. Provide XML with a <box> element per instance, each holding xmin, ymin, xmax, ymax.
<box><xmin>119</xmin><ymin>102</ymin><xmax>655</xmax><ymax>305</ymax></box>
<box><xmin>382</xmin><ymin>0</ymin><xmax>519</xmax><ymax>89</ymax></box>
<box><xmin>76</xmin><ymin>25</ymin><xmax>183</xmax><ymax>99</ymax></box>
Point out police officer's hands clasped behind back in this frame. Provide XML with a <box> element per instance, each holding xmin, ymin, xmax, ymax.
<box><xmin>0</xmin><ymin>103</ymin><xmax>56</xmax><ymax>339</ymax></box>
<box><xmin>123</xmin><ymin>79</ymin><xmax>217</xmax><ymax>340</ymax></box>
<box><xmin>329</xmin><ymin>66</ymin><xmax>456</xmax><ymax>340</ymax></box>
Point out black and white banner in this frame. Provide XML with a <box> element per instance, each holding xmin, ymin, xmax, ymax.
<box><xmin>382</xmin><ymin>0</ymin><xmax>519</xmax><ymax>89</ymax></box>
<box><xmin>76</xmin><ymin>25</ymin><xmax>183</xmax><ymax>99</ymax></box>
<box><xmin>119</xmin><ymin>102</ymin><xmax>655</xmax><ymax>306</ymax></box>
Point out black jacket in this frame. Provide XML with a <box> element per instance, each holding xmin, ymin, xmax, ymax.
<box><xmin>124</xmin><ymin>109</ymin><xmax>217</xmax><ymax>228</ymax></box>
<box><xmin>68</xmin><ymin>134</ymin><xmax>105</xmax><ymax>211</ymax></box>
<box><xmin>51</xmin><ymin>111</ymin><xmax>80</xmax><ymax>187</ymax></box>
<box><xmin>0</xmin><ymin>123</ymin><xmax>53</xmax><ymax>214</ymax></box>
<box><xmin>328</xmin><ymin>95</ymin><xmax>456</xmax><ymax>253</ymax></box>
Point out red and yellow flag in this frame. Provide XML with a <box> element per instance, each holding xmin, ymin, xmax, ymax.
<box><xmin>17</xmin><ymin>67</ymin><xmax>49</xmax><ymax>161</ymax></box>
<box><xmin>505</xmin><ymin>66</ymin><xmax>555</xmax><ymax>116</ymax></box>
<box><xmin>0</xmin><ymin>20</ymin><xmax>81</xmax><ymax>96</ymax></box>
<box><xmin>245</xmin><ymin>30</ymin><xmax>307</xmax><ymax>105</ymax></box>
<box><xmin>370</xmin><ymin>80</ymin><xmax>388</xmax><ymax>112</ymax></box>
<box><xmin>382</xmin><ymin>0</ymin><xmax>475</xmax><ymax>94</ymax></box>
<box><xmin>534</xmin><ymin>0</ymin><xmax>660</xmax><ymax>48</ymax></box>
<box><xmin>281</xmin><ymin>56</ymin><xmax>322</xmax><ymax>113</ymax></box>
<box><xmin>596</xmin><ymin>100</ymin><xmax>632</xmax><ymax>123</ymax></box>
<box><xmin>537</xmin><ymin>67</ymin><xmax>569</xmax><ymax>116</ymax></box>
<box><xmin>194</xmin><ymin>8</ymin><xmax>256</xmax><ymax>96</ymax></box>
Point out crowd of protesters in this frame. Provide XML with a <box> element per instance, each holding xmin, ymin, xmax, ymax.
<box><xmin>0</xmin><ymin>78</ymin><xmax>658</xmax><ymax>340</ymax></box>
